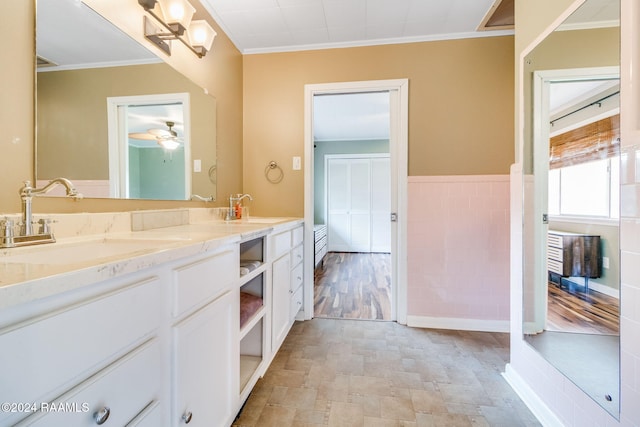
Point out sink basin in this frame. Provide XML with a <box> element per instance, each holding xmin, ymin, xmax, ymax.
<box><xmin>0</xmin><ymin>238</ymin><xmax>179</xmax><ymax>265</ymax></box>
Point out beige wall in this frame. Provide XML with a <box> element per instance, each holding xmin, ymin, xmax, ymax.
<box><xmin>514</xmin><ymin>0</ymin><xmax>576</xmax><ymax>163</ymax></box>
<box><xmin>1</xmin><ymin>1</ymin><xmax>35</xmax><ymax>213</ymax></box>
<box><xmin>1</xmin><ymin>0</ymin><xmax>242</xmax><ymax>213</ymax></box>
<box><xmin>243</xmin><ymin>37</ymin><xmax>515</xmax><ymax>217</ymax></box>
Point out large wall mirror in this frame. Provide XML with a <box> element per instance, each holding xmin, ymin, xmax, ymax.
<box><xmin>522</xmin><ymin>0</ymin><xmax>620</xmax><ymax>418</ymax></box>
<box><xmin>36</xmin><ymin>0</ymin><xmax>217</xmax><ymax>201</ymax></box>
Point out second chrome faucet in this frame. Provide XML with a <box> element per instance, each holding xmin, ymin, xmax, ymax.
<box><xmin>228</xmin><ymin>193</ymin><xmax>252</xmax><ymax>220</ymax></box>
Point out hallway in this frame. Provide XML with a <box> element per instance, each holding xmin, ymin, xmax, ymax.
<box><xmin>314</xmin><ymin>252</ymin><xmax>392</xmax><ymax>321</ymax></box>
<box><xmin>233</xmin><ymin>319</ymin><xmax>540</xmax><ymax>426</ymax></box>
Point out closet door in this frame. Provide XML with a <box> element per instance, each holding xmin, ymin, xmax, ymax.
<box><xmin>327</xmin><ymin>155</ymin><xmax>390</xmax><ymax>253</ymax></box>
<box><xmin>349</xmin><ymin>159</ymin><xmax>372</xmax><ymax>252</ymax></box>
<box><xmin>370</xmin><ymin>157</ymin><xmax>391</xmax><ymax>253</ymax></box>
<box><xmin>327</xmin><ymin>159</ymin><xmax>351</xmax><ymax>251</ymax></box>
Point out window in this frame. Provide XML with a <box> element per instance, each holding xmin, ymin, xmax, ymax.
<box><xmin>548</xmin><ymin>157</ymin><xmax>619</xmax><ymax>219</ymax></box>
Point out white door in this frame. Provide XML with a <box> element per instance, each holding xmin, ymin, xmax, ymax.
<box><xmin>371</xmin><ymin>157</ymin><xmax>391</xmax><ymax>252</ymax></box>
<box><xmin>326</xmin><ymin>155</ymin><xmax>390</xmax><ymax>253</ymax></box>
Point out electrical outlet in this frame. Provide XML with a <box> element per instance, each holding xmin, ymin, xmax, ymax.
<box><xmin>293</xmin><ymin>156</ymin><xmax>301</xmax><ymax>170</ymax></box>
<box><xmin>603</xmin><ymin>256</ymin><xmax>610</xmax><ymax>269</ymax></box>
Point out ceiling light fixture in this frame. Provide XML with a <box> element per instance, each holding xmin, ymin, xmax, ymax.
<box><xmin>138</xmin><ymin>0</ymin><xmax>216</xmax><ymax>58</ymax></box>
<box><xmin>129</xmin><ymin>121</ymin><xmax>183</xmax><ymax>150</ymax></box>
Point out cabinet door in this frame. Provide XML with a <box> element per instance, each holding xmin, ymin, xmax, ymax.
<box><xmin>173</xmin><ymin>290</ymin><xmax>238</xmax><ymax>427</ymax></box>
<box><xmin>271</xmin><ymin>254</ymin><xmax>291</xmax><ymax>353</ymax></box>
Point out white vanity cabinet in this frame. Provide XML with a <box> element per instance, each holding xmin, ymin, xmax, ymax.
<box><xmin>0</xmin><ymin>217</ymin><xmax>304</xmax><ymax>427</ymax></box>
<box><xmin>171</xmin><ymin>247</ymin><xmax>240</xmax><ymax>427</ymax></box>
<box><xmin>269</xmin><ymin>224</ymin><xmax>304</xmax><ymax>354</ymax></box>
<box><xmin>0</xmin><ymin>273</ymin><xmax>165</xmax><ymax>427</ymax></box>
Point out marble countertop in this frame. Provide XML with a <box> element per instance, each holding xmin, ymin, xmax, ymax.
<box><xmin>0</xmin><ymin>216</ymin><xmax>303</xmax><ymax>311</ymax></box>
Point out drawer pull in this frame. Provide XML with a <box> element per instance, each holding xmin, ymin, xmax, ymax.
<box><xmin>182</xmin><ymin>411</ymin><xmax>193</xmax><ymax>424</ymax></box>
<box><xmin>93</xmin><ymin>407</ymin><xmax>110</xmax><ymax>425</ymax></box>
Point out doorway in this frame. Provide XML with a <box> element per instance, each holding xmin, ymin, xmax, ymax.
<box><xmin>106</xmin><ymin>93</ymin><xmax>191</xmax><ymax>199</ymax></box>
<box><xmin>303</xmin><ymin>79</ymin><xmax>409</xmax><ymax>324</ymax></box>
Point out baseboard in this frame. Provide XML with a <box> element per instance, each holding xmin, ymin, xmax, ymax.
<box><xmin>563</xmin><ymin>277</ymin><xmax>619</xmax><ymax>299</ymax></box>
<box><xmin>406</xmin><ymin>315</ymin><xmax>509</xmax><ymax>333</ymax></box>
<box><xmin>502</xmin><ymin>364</ymin><xmax>565</xmax><ymax>427</ymax></box>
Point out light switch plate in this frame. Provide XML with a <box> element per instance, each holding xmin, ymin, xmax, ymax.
<box><xmin>293</xmin><ymin>156</ymin><xmax>301</xmax><ymax>170</ymax></box>
<box><xmin>194</xmin><ymin>159</ymin><xmax>202</xmax><ymax>172</ymax></box>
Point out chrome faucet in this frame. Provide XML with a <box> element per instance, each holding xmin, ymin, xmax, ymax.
<box><xmin>19</xmin><ymin>178</ymin><xmax>82</xmax><ymax>237</ymax></box>
<box><xmin>227</xmin><ymin>193</ymin><xmax>253</xmax><ymax>220</ymax></box>
<box><xmin>191</xmin><ymin>194</ymin><xmax>215</xmax><ymax>202</ymax></box>
<box><xmin>0</xmin><ymin>178</ymin><xmax>83</xmax><ymax>248</ymax></box>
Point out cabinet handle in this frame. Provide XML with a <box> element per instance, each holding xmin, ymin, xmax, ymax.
<box><xmin>182</xmin><ymin>411</ymin><xmax>193</xmax><ymax>424</ymax></box>
<box><xmin>93</xmin><ymin>407</ymin><xmax>110</xmax><ymax>425</ymax></box>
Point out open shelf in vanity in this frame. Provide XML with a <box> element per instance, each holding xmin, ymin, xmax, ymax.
<box><xmin>238</xmin><ymin>235</ymin><xmax>268</xmax><ymax>395</ymax></box>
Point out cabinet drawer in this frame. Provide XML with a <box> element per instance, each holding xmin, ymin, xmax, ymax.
<box><xmin>19</xmin><ymin>341</ymin><xmax>161</xmax><ymax>427</ymax></box>
<box><xmin>173</xmin><ymin>247</ymin><xmax>236</xmax><ymax>318</ymax></box>
<box><xmin>126</xmin><ymin>401</ymin><xmax>162</xmax><ymax>426</ymax></box>
<box><xmin>290</xmin><ymin>244</ymin><xmax>304</xmax><ymax>268</ymax></box>
<box><xmin>547</xmin><ymin>234</ymin><xmax>563</xmax><ymax>248</ymax></box>
<box><xmin>292</xmin><ymin>225</ymin><xmax>304</xmax><ymax>246</ymax></box>
<box><xmin>270</xmin><ymin>230</ymin><xmax>292</xmax><ymax>259</ymax></box>
<box><xmin>0</xmin><ymin>277</ymin><xmax>161</xmax><ymax>423</ymax></box>
<box><xmin>548</xmin><ymin>259</ymin><xmax>564</xmax><ymax>275</ymax></box>
<box><xmin>290</xmin><ymin>286</ymin><xmax>303</xmax><ymax>322</ymax></box>
<box><xmin>291</xmin><ymin>263</ymin><xmax>304</xmax><ymax>292</ymax></box>
<box><xmin>548</xmin><ymin>246</ymin><xmax>563</xmax><ymax>262</ymax></box>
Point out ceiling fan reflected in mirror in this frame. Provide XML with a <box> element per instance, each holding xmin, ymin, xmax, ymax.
<box><xmin>128</xmin><ymin>121</ymin><xmax>182</xmax><ymax>150</ymax></box>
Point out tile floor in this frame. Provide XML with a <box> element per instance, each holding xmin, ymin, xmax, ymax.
<box><xmin>233</xmin><ymin>319</ymin><xmax>541</xmax><ymax>426</ymax></box>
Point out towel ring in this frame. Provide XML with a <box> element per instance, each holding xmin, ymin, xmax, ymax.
<box><xmin>265</xmin><ymin>161</ymin><xmax>284</xmax><ymax>184</ymax></box>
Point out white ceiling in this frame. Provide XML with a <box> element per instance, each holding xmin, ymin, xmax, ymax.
<box><xmin>549</xmin><ymin>80</ymin><xmax>619</xmax><ymax>116</ymax></box>
<box><xmin>313</xmin><ymin>92</ymin><xmax>389</xmax><ymax>142</ymax></box>
<box><xmin>127</xmin><ymin>104</ymin><xmax>185</xmax><ymax>148</ymax></box>
<box><xmin>37</xmin><ymin>0</ymin><xmax>159</xmax><ymax>70</ymax></box>
<box><xmin>199</xmin><ymin>0</ymin><xmax>513</xmax><ymax>54</ymax></box>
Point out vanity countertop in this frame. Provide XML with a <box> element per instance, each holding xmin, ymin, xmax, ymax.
<box><xmin>0</xmin><ymin>217</ymin><xmax>303</xmax><ymax>311</ymax></box>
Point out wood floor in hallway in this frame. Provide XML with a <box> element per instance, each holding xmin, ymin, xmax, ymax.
<box><xmin>313</xmin><ymin>252</ymin><xmax>392</xmax><ymax>321</ymax></box>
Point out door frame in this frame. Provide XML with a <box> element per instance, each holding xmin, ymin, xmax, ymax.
<box><xmin>526</xmin><ymin>66</ymin><xmax>620</xmax><ymax>333</ymax></box>
<box><xmin>106</xmin><ymin>93</ymin><xmax>191</xmax><ymax>199</ymax></box>
<box><xmin>303</xmin><ymin>79</ymin><xmax>409</xmax><ymax>323</ymax></box>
